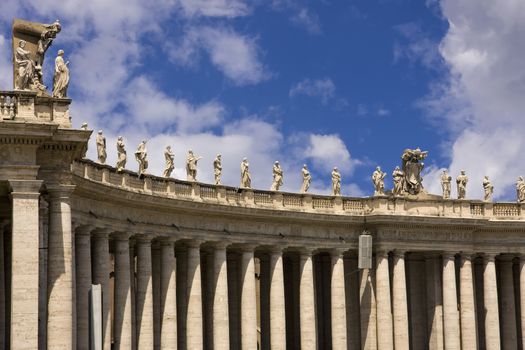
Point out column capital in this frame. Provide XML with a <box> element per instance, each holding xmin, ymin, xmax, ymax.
<box><xmin>267</xmin><ymin>245</ymin><xmax>286</xmax><ymax>255</ymax></box>
<box><xmin>329</xmin><ymin>248</ymin><xmax>347</xmax><ymax>258</ymax></box>
<box><xmin>392</xmin><ymin>249</ymin><xmax>406</xmax><ymax>258</ymax></box>
<box><xmin>186</xmin><ymin>239</ymin><xmax>203</xmax><ymax>249</ymax></box>
<box><xmin>482</xmin><ymin>252</ymin><xmax>498</xmax><ymax>261</ymax></box>
<box><xmin>498</xmin><ymin>254</ymin><xmax>515</xmax><ymax>262</ymax></box>
<box><xmin>133</xmin><ymin>233</ymin><xmax>155</xmax><ymax>243</ymax></box>
<box><xmin>209</xmin><ymin>240</ymin><xmax>231</xmax><ymax>250</ymax></box>
<box><xmin>75</xmin><ymin>224</ymin><xmax>95</xmax><ymax>236</ymax></box>
<box><xmin>91</xmin><ymin>227</ymin><xmax>112</xmax><ymax>238</ymax></box>
<box><xmin>46</xmin><ymin>184</ymin><xmax>76</xmax><ymax>198</ymax></box>
<box><xmin>298</xmin><ymin>247</ymin><xmax>315</xmax><ymax>257</ymax></box>
<box><xmin>459</xmin><ymin>251</ymin><xmax>476</xmax><ymax>260</ymax></box>
<box><xmin>111</xmin><ymin>231</ymin><xmax>131</xmax><ymax>241</ymax></box>
<box><xmin>8</xmin><ymin>179</ymin><xmax>43</xmax><ymax>196</ymax></box>
<box><xmin>239</xmin><ymin>244</ymin><xmax>257</xmax><ymax>253</ymax></box>
<box><xmin>442</xmin><ymin>251</ymin><xmax>457</xmax><ymax>260</ymax></box>
<box><xmin>375</xmin><ymin>249</ymin><xmax>390</xmax><ymax>258</ymax></box>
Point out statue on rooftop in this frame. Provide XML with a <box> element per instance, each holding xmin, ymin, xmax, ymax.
<box><xmin>440</xmin><ymin>170</ymin><xmax>452</xmax><ymax>199</ymax></box>
<box><xmin>163</xmin><ymin>146</ymin><xmax>175</xmax><ymax>178</ymax></box>
<box><xmin>517</xmin><ymin>176</ymin><xmax>525</xmax><ymax>203</ymax></box>
<box><xmin>372</xmin><ymin>166</ymin><xmax>386</xmax><ymax>196</ymax></box>
<box><xmin>301</xmin><ymin>164</ymin><xmax>311</xmax><ymax>193</ymax></box>
<box><xmin>401</xmin><ymin>147</ymin><xmax>428</xmax><ymax>195</ymax></box>
<box><xmin>14</xmin><ymin>40</ymin><xmax>35</xmax><ymax>90</ymax></box>
<box><xmin>271</xmin><ymin>161</ymin><xmax>283</xmax><ymax>191</ymax></box>
<box><xmin>240</xmin><ymin>158</ymin><xmax>251</xmax><ymax>188</ymax></box>
<box><xmin>483</xmin><ymin>176</ymin><xmax>494</xmax><ymax>202</ymax></box>
<box><xmin>96</xmin><ymin>130</ymin><xmax>107</xmax><ymax>164</ymax></box>
<box><xmin>52</xmin><ymin>49</ymin><xmax>69</xmax><ymax>98</ymax></box>
<box><xmin>392</xmin><ymin>166</ymin><xmax>404</xmax><ymax>196</ymax></box>
<box><xmin>135</xmin><ymin>140</ymin><xmax>148</xmax><ymax>176</ymax></box>
<box><xmin>186</xmin><ymin>150</ymin><xmax>202</xmax><ymax>181</ymax></box>
<box><xmin>332</xmin><ymin>167</ymin><xmax>341</xmax><ymax>196</ymax></box>
<box><xmin>116</xmin><ymin>136</ymin><xmax>126</xmax><ymax>172</ymax></box>
<box><xmin>456</xmin><ymin>170</ymin><xmax>468</xmax><ymax>199</ymax></box>
<box><xmin>214</xmin><ymin>154</ymin><xmax>222</xmax><ymax>185</ymax></box>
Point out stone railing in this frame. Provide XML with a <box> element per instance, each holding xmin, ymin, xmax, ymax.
<box><xmin>73</xmin><ymin>160</ymin><xmax>525</xmax><ymax>220</ymax></box>
<box><xmin>0</xmin><ymin>92</ymin><xmax>17</xmax><ymax>120</ymax></box>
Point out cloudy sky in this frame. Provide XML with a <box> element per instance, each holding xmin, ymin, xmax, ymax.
<box><xmin>1</xmin><ymin>0</ymin><xmax>524</xmax><ymax>200</ymax></box>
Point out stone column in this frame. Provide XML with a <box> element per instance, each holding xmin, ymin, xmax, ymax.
<box><xmin>160</xmin><ymin>240</ymin><xmax>177</xmax><ymax>349</ymax></box>
<box><xmin>299</xmin><ymin>249</ymin><xmax>317</xmax><ymax>349</ymax></box>
<box><xmin>136</xmin><ymin>237</ymin><xmax>154</xmax><ymax>349</ymax></box>
<box><xmin>519</xmin><ymin>255</ymin><xmax>525</xmax><ymax>350</ymax></box>
<box><xmin>212</xmin><ymin>242</ymin><xmax>230</xmax><ymax>350</ymax></box>
<box><xmin>426</xmin><ymin>254</ymin><xmax>444</xmax><ymax>350</ymax></box>
<box><xmin>359</xmin><ymin>266</ymin><xmax>377</xmax><ymax>350</ymax></box>
<box><xmin>330</xmin><ymin>250</ymin><xmax>347</xmax><ymax>350</ymax></box>
<box><xmin>113</xmin><ymin>234</ymin><xmax>133</xmax><ymax>349</ymax></box>
<box><xmin>186</xmin><ymin>241</ymin><xmax>203</xmax><ymax>349</ymax></box>
<box><xmin>442</xmin><ymin>252</ymin><xmax>460</xmax><ymax>350</ymax></box>
<box><xmin>75</xmin><ymin>225</ymin><xmax>93</xmax><ymax>350</ymax></box>
<box><xmin>269</xmin><ymin>248</ymin><xmax>286</xmax><ymax>350</ymax></box>
<box><xmin>375</xmin><ymin>250</ymin><xmax>394</xmax><ymax>350</ymax></box>
<box><xmin>0</xmin><ymin>222</ymin><xmax>5</xmax><ymax>350</ymax></box>
<box><xmin>240</xmin><ymin>246</ymin><xmax>258</xmax><ymax>350</ymax></box>
<box><xmin>46</xmin><ymin>184</ymin><xmax>76</xmax><ymax>349</ymax></box>
<box><xmin>92</xmin><ymin>230</ymin><xmax>112</xmax><ymax>350</ymax></box>
<box><xmin>499</xmin><ymin>255</ymin><xmax>517</xmax><ymax>349</ymax></box>
<box><xmin>8</xmin><ymin>180</ymin><xmax>42</xmax><ymax>350</ymax></box>
<box><xmin>483</xmin><ymin>253</ymin><xmax>501</xmax><ymax>350</ymax></box>
<box><xmin>392</xmin><ymin>250</ymin><xmax>409</xmax><ymax>350</ymax></box>
<box><xmin>459</xmin><ymin>253</ymin><xmax>477</xmax><ymax>350</ymax></box>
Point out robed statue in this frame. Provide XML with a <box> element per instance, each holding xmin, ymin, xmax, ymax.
<box><xmin>401</xmin><ymin>148</ymin><xmax>428</xmax><ymax>195</ymax></box>
<box><xmin>52</xmin><ymin>49</ymin><xmax>69</xmax><ymax>98</ymax></box>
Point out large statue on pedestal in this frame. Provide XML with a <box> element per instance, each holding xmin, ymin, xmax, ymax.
<box><xmin>52</xmin><ymin>49</ymin><xmax>69</xmax><ymax>98</ymax></box>
<box><xmin>135</xmin><ymin>140</ymin><xmax>148</xmax><ymax>176</ymax></box>
<box><xmin>12</xmin><ymin>19</ymin><xmax>62</xmax><ymax>95</ymax></box>
<box><xmin>400</xmin><ymin>147</ymin><xmax>428</xmax><ymax>195</ymax></box>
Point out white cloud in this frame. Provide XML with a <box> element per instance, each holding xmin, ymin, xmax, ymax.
<box><xmin>393</xmin><ymin>22</ymin><xmax>442</xmax><ymax>70</ymax></box>
<box><xmin>301</xmin><ymin>134</ymin><xmax>361</xmax><ymax>174</ymax></box>
<box><xmin>422</xmin><ymin>0</ymin><xmax>525</xmax><ymax>200</ymax></box>
<box><xmin>176</xmin><ymin>0</ymin><xmax>250</xmax><ymax>18</ymax></box>
<box><xmin>290</xmin><ymin>8</ymin><xmax>322</xmax><ymax>34</ymax></box>
<box><xmin>289</xmin><ymin>78</ymin><xmax>336</xmax><ymax>104</ymax></box>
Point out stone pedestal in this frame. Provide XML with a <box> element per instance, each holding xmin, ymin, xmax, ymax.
<box><xmin>8</xmin><ymin>180</ymin><xmax>42</xmax><ymax>350</ymax></box>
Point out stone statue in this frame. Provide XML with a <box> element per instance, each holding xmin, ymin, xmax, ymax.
<box><xmin>36</xmin><ymin>20</ymin><xmax>61</xmax><ymax>67</ymax></box>
<box><xmin>372</xmin><ymin>166</ymin><xmax>387</xmax><ymax>196</ymax></box>
<box><xmin>135</xmin><ymin>140</ymin><xmax>148</xmax><ymax>176</ymax></box>
<box><xmin>186</xmin><ymin>150</ymin><xmax>202</xmax><ymax>181</ymax></box>
<box><xmin>14</xmin><ymin>40</ymin><xmax>35</xmax><ymax>90</ymax></box>
<box><xmin>240</xmin><ymin>158</ymin><xmax>251</xmax><ymax>188</ymax></box>
<box><xmin>440</xmin><ymin>170</ymin><xmax>452</xmax><ymax>199</ymax></box>
<box><xmin>213</xmin><ymin>154</ymin><xmax>222</xmax><ymax>185</ymax></box>
<box><xmin>332</xmin><ymin>167</ymin><xmax>341</xmax><ymax>196</ymax></box>
<box><xmin>163</xmin><ymin>146</ymin><xmax>175</xmax><ymax>178</ymax></box>
<box><xmin>80</xmin><ymin>122</ymin><xmax>88</xmax><ymax>130</ymax></box>
<box><xmin>456</xmin><ymin>170</ymin><xmax>468</xmax><ymax>199</ymax></box>
<box><xmin>271</xmin><ymin>161</ymin><xmax>284</xmax><ymax>191</ymax></box>
<box><xmin>96</xmin><ymin>130</ymin><xmax>107</xmax><ymax>164</ymax></box>
<box><xmin>116</xmin><ymin>136</ymin><xmax>127</xmax><ymax>172</ymax></box>
<box><xmin>301</xmin><ymin>164</ymin><xmax>311</xmax><ymax>193</ymax></box>
<box><xmin>392</xmin><ymin>166</ymin><xmax>404</xmax><ymax>196</ymax></box>
<box><xmin>401</xmin><ymin>147</ymin><xmax>428</xmax><ymax>195</ymax></box>
<box><xmin>483</xmin><ymin>176</ymin><xmax>494</xmax><ymax>202</ymax></box>
<box><xmin>52</xmin><ymin>49</ymin><xmax>69</xmax><ymax>98</ymax></box>
<box><xmin>517</xmin><ymin>176</ymin><xmax>525</xmax><ymax>203</ymax></box>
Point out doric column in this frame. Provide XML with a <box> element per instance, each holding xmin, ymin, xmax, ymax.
<box><xmin>359</xmin><ymin>266</ymin><xmax>377</xmax><ymax>350</ymax></box>
<box><xmin>0</xmin><ymin>222</ymin><xmax>6</xmax><ymax>350</ymax></box>
<box><xmin>519</xmin><ymin>255</ymin><xmax>525</xmax><ymax>350</ymax></box>
<box><xmin>442</xmin><ymin>252</ymin><xmax>460</xmax><ymax>350</ymax></box>
<box><xmin>299</xmin><ymin>249</ymin><xmax>317</xmax><ymax>349</ymax></box>
<box><xmin>392</xmin><ymin>250</ymin><xmax>409</xmax><ymax>350</ymax></box>
<box><xmin>459</xmin><ymin>253</ymin><xmax>477</xmax><ymax>350</ymax></box>
<box><xmin>330</xmin><ymin>249</ymin><xmax>347</xmax><ymax>350</ymax></box>
<box><xmin>113</xmin><ymin>234</ymin><xmax>133</xmax><ymax>349</ymax></box>
<box><xmin>75</xmin><ymin>225</ymin><xmax>94</xmax><ymax>350</ymax></box>
<box><xmin>212</xmin><ymin>242</ymin><xmax>230</xmax><ymax>350</ymax></box>
<box><xmin>375</xmin><ymin>250</ymin><xmax>393</xmax><ymax>350</ymax></box>
<box><xmin>136</xmin><ymin>236</ymin><xmax>154</xmax><ymax>348</ymax></box>
<box><xmin>160</xmin><ymin>240</ymin><xmax>177</xmax><ymax>349</ymax></box>
<box><xmin>46</xmin><ymin>184</ymin><xmax>76</xmax><ymax>349</ymax></box>
<box><xmin>240</xmin><ymin>246</ymin><xmax>258</xmax><ymax>350</ymax></box>
<box><xmin>499</xmin><ymin>255</ymin><xmax>517</xmax><ymax>349</ymax></box>
<box><xmin>186</xmin><ymin>241</ymin><xmax>203</xmax><ymax>349</ymax></box>
<box><xmin>269</xmin><ymin>248</ymin><xmax>286</xmax><ymax>350</ymax></box>
<box><xmin>92</xmin><ymin>229</ymin><xmax>111</xmax><ymax>350</ymax></box>
<box><xmin>483</xmin><ymin>253</ymin><xmax>501</xmax><ymax>350</ymax></box>
<box><xmin>8</xmin><ymin>180</ymin><xmax>42</xmax><ymax>350</ymax></box>
<box><xmin>425</xmin><ymin>254</ymin><xmax>444</xmax><ymax>350</ymax></box>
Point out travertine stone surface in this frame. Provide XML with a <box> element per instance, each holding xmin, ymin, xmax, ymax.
<box><xmin>46</xmin><ymin>185</ymin><xmax>75</xmax><ymax>350</ymax></box>
<box><xmin>483</xmin><ymin>254</ymin><xmax>501</xmax><ymax>350</ymax></box>
<box><xmin>330</xmin><ymin>251</ymin><xmax>347</xmax><ymax>350</ymax></box>
<box><xmin>240</xmin><ymin>247</ymin><xmax>258</xmax><ymax>350</ymax></box>
<box><xmin>8</xmin><ymin>179</ymin><xmax>42</xmax><ymax>350</ymax></box>
<box><xmin>74</xmin><ymin>225</ymin><xmax>93</xmax><ymax>350</ymax></box>
<box><xmin>299</xmin><ymin>250</ymin><xmax>317</xmax><ymax>349</ymax></box>
<box><xmin>442</xmin><ymin>253</ymin><xmax>460</xmax><ymax>350</ymax></box>
<box><xmin>269</xmin><ymin>249</ymin><xmax>286</xmax><ymax>350</ymax></box>
<box><xmin>499</xmin><ymin>256</ymin><xmax>517</xmax><ymax>350</ymax></box>
<box><xmin>186</xmin><ymin>242</ymin><xmax>203</xmax><ymax>349</ymax></box>
<box><xmin>136</xmin><ymin>238</ymin><xmax>154</xmax><ymax>348</ymax></box>
<box><xmin>520</xmin><ymin>256</ymin><xmax>525</xmax><ymax>350</ymax></box>
<box><xmin>359</xmin><ymin>267</ymin><xmax>377</xmax><ymax>350</ymax></box>
<box><xmin>160</xmin><ymin>241</ymin><xmax>177</xmax><ymax>349</ymax></box>
<box><xmin>426</xmin><ymin>256</ymin><xmax>444</xmax><ymax>350</ymax></box>
<box><xmin>113</xmin><ymin>235</ymin><xmax>133</xmax><ymax>349</ymax></box>
<box><xmin>459</xmin><ymin>254</ymin><xmax>478</xmax><ymax>350</ymax></box>
<box><xmin>213</xmin><ymin>244</ymin><xmax>230</xmax><ymax>350</ymax></box>
<box><xmin>376</xmin><ymin>251</ymin><xmax>394</xmax><ymax>350</ymax></box>
<box><xmin>91</xmin><ymin>230</ymin><xmax>112</xmax><ymax>350</ymax></box>
<box><xmin>392</xmin><ymin>251</ymin><xmax>409</xmax><ymax>350</ymax></box>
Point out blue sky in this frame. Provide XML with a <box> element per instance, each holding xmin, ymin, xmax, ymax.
<box><xmin>1</xmin><ymin>0</ymin><xmax>525</xmax><ymax>200</ymax></box>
